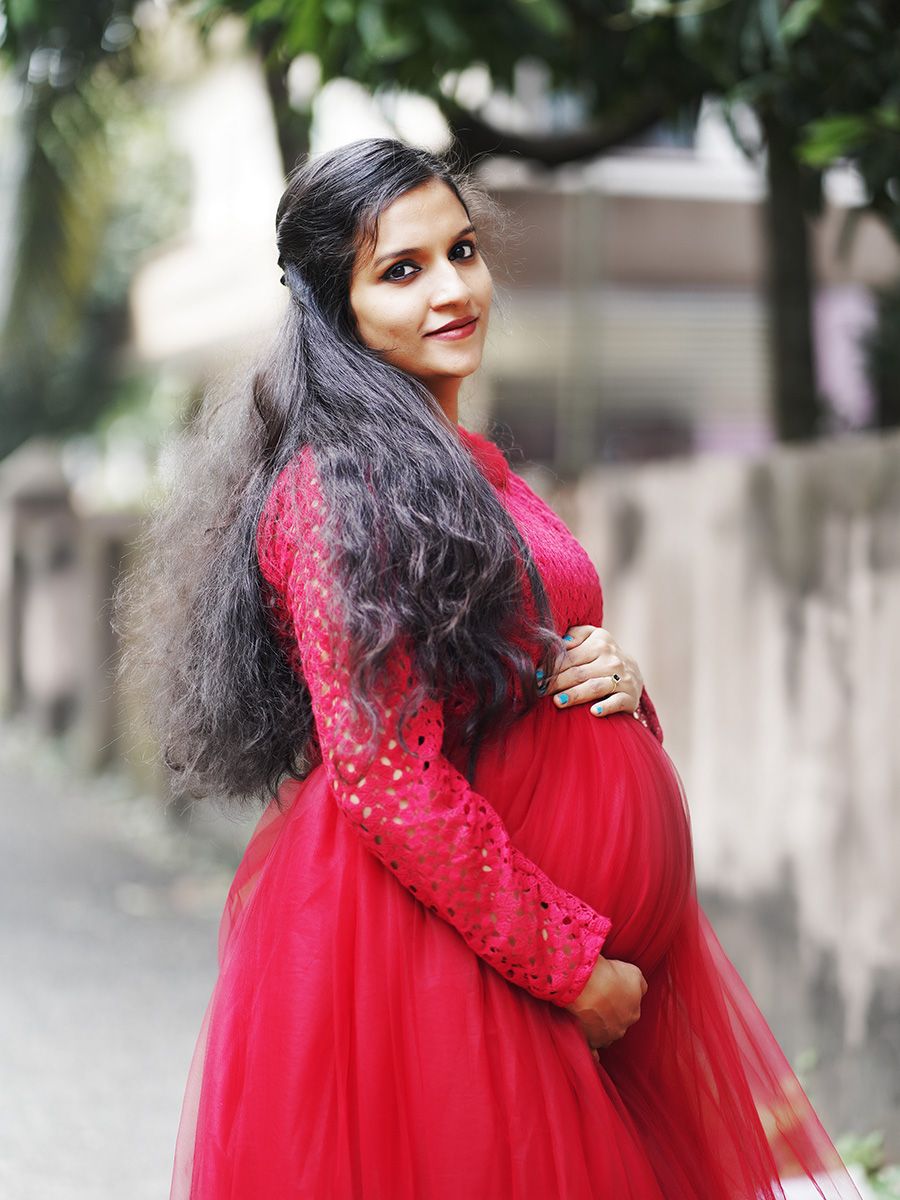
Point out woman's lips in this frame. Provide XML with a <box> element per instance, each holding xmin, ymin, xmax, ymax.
<box><xmin>426</xmin><ymin>317</ymin><xmax>478</xmax><ymax>340</ymax></box>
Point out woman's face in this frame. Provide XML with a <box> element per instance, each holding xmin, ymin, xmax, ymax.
<box><xmin>348</xmin><ymin>178</ymin><xmax>492</xmax><ymax>407</ymax></box>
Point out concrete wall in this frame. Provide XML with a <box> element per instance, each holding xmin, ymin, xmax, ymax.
<box><xmin>0</xmin><ymin>440</ymin><xmax>142</xmax><ymax>772</ymax></box>
<box><xmin>559</xmin><ymin>427</ymin><xmax>900</xmax><ymax>1151</ymax></box>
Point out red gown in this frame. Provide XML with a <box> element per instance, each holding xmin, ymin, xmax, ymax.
<box><xmin>170</xmin><ymin>426</ymin><xmax>863</xmax><ymax>1199</ymax></box>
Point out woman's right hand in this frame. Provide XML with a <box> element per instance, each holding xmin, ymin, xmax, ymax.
<box><xmin>564</xmin><ymin>954</ymin><xmax>648</xmax><ymax>1049</ymax></box>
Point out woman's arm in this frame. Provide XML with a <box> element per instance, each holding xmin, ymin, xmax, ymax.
<box><xmin>258</xmin><ymin>449</ymin><xmax>612</xmax><ymax>1008</ymax></box>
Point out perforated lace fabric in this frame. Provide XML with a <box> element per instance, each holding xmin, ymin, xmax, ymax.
<box><xmin>255</xmin><ymin>427</ymin><xmax>664</xmax><ymax>1008</ymax></box>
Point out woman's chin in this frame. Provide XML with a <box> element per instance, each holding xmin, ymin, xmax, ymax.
<box><xmin>424</xmin><ymin>350</ymin><xmax>484</xmax><ymax>381</ymax></box>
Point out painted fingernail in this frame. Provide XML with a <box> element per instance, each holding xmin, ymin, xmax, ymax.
<box><xmin>592</xmin><ymin>704</ymin><xmax>603</xmax><ymax>715</ymax></box>
<box><xmin>557</xmin><ymin>693</ymin><xmax>569</xmax><ymax>705</ymax></box>
<box><xmin>535</xmin><ymin>668</ymin><xmax>544</xmax><ymax>679</ymax></box>
<box><xmin>563</xmin><ymin>634</ymin><xmax>573</xmax><ymax>643</ymax></box>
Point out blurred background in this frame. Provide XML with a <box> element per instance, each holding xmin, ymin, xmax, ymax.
<box><xmin>0</xmin><ymin>1</ymin><xmax>898</xmax><ymax>1196</ymax></box>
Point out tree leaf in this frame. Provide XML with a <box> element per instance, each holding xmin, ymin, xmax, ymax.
<box><xmin>798</xmin><ymin>113</ymin><xmax>870</xmax><ymax>167</ymax></box>
<box><xmin>779</xmin><ymin>0</ymin><xmax>824</xmax><ymax>45</ymax></box>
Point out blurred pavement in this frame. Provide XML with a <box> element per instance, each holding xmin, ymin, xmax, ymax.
<box><xmin>0</xmin><ymin>722</ymin><xmax>252</xmax><ymax>1200</ymax></box>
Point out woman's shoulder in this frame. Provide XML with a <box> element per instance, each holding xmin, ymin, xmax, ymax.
<box><xmin>268</xmin><ymin>444</ymin><xmax>321</xmax><ymax>514</ymax></box>
<box><xmin>256</xmin><ymin>445</ymin><xmax>320</xmax><ymax>589</ymax></box>
<box><xmin>273</xmin><ymin>442</ymin><xmax>317</xmax><ymax>492</ymax></box>
<box><xmin>457</xmin><ymin>425</ymin><xmax>510</xmax><ymax>491</ymax></box>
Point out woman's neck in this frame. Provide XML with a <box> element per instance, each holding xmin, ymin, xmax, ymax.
<box><xmin>428</xmin><ymin>378</ymin><xmax>461</xmax><ymax>428</ymax></box>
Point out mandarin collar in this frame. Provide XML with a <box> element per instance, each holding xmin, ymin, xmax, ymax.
<box><xmin>457</xmin><ymin>425</ymin><xmax>510</xmax><ymax>490</ymax></box>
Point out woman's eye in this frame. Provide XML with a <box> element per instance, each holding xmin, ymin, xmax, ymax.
<box><xmin>384</xmin><ymin>262</ymin><xmax>418</xmax><ymax>281</ymax></box>
<box><xmin>451</xmin><ymin>240</ymin><xmax>477</xmax><ymax>260</ymax></box>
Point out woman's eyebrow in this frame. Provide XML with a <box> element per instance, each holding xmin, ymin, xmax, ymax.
<box><xmin>372</xmin><ymin>223</ymin><xmax>476</xmax><ymax>270</ymax></box>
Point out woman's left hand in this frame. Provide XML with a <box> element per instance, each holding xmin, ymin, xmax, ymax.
<box><xmin>537</xmin><ymin>625</ymin><xmax>644</xmax><ymax>717</ymax></box>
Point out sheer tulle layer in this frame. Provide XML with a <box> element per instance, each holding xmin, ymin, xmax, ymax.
<box><xmin>172</xmin><ymin>704</ymin><xmax>863</xmax><ymax>1199</ymax></box>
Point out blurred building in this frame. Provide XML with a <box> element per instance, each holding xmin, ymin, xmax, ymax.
<box><xmin>127</xmin><ymin>30</ymin><xmax>900</xmax><ymax>477</ymax></box>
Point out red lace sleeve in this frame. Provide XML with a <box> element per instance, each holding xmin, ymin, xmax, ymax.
<box><xmin>635</xmin><ymin>686</ymin><xmax>664</xmax><ymax>744</ymax></box>
<box><xmin>257</xmin><ymin>449</ymin><xmax>612</xmax><ymax>1008</ymax></box>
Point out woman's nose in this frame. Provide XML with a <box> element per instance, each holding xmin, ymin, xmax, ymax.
<box><xmin>430</xmin><ymin>262</ymin><xmax>472</xmax><ymax>307</ymax></box>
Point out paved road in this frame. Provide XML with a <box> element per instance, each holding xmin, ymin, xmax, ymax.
<box><xmin>0</xmin><ymin>721</ymin><xmax>255</xmax><ymax>1200</ymax></box>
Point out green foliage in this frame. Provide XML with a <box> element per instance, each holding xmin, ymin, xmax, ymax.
<box><xmin>0</xmin><ymin>0</ymin><xmax>189</xmax><ymax>460</ymax></box>
<box><xmin>835</xmin><ymin>1130</ymin><xmax>900</xmax><ymax>1198</ymax></box>
<box><xmin>0</xmin><ymin>0</ymin><xmax>136</xmax><ymax>63</ymax></box>
<box><xmin>190</xmin><ymin>0</ymin><xmax>700</xmax><ymax>118</ymax></box>
<box><xmin>779</xmin><ymin>0</ymin><xmax>824</xmax><ymax>45</ymax></box>
<box><xmin>699</xmin><ymin>0</ymin><xmax>900</xmax><ymax>238</ymax></box>
<box><xmin>185</xmin><ymin>0</ymin><xmax>900</xmax><ymax>444</ymax></box>
<box><xmin>193</xmin><ymin>0</ymin><xmax>900</xmax><ymax>242</ymax></box>
<box><xmin>799</xmin><ymin>115</ymin><xmax>873</xmax><ymax>168</ymax></box>
<box><xmin>793</xmin><ymin>1048</ymin><xmax>898</xmax><ymax>1196</ymax></box>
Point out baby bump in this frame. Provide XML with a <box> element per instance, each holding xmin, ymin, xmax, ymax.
<box><xmin>469</xmin><ymin>703</ymin><xmax>696</xmax><ymax>977</ymax></box>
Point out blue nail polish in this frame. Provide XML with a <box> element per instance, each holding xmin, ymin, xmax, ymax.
<box><xmin>592</xmin><ymin>704</ymin><xmax>603</xmax><ymax>715</ymax></box>
<box><xmin>558</xmin><ymin>693</ymin><xmax>569</xmax><ymax>705</ymax></box>
<box><xmin>563</xmin><ymin>634</ymin><xmax>573</xmax><ymax>643</ymax></box>
<box><xmin>535</xmin><ymin>668</ymin><xmax>544</xmax><ymax>679</ymax></box>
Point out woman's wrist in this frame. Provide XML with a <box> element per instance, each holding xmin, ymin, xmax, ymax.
<box><xmin>563</xmin><ymin>953</ymin><xmax>607</xmax><ymax>1013</ymax></box>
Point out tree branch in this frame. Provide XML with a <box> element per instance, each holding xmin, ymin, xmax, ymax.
<box><xmin>438</xmin><ymin>94</ymin><xmax>677</xmax><ymax>168</ymax></box>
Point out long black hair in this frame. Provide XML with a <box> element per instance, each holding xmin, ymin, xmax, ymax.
<box><xmin>115</xmin><ymin>137</ymin><xmax>563</xmax><ymax>807</ymax></box>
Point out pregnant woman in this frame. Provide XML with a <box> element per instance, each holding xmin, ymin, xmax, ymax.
<box><xmin>126</xmin><ymin>136</ymin><xmax>863</xmax><ymax>1198</ymax></box>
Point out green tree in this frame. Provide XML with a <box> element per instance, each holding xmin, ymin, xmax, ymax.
<box><xmin>675</xmin><ymin>0</ymin><xmax>900</xmax><ymax>432</ymax></box>
<box><xmin>195</xmin><ymin>0</ymin><xmax>900</xmax><ymax>441</ymax></box>
<box><xmin>6</xmin><ymin>1</ymin><xmax>897</xmax><ymax>448</ymax></box>
<box><xmin>0</xmin><ymin>1</ymin><xmax>185</xmax><ymax>459</ymax></box>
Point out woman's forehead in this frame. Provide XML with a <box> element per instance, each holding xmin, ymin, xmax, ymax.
<box><xmin>358</xmin><ymin>180</ymin><xmax>468</xmax><ymax>266</ymax></box>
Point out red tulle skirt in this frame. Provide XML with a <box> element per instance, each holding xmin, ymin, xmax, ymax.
<box><xmin>171</xmin><ymin>701</ymin><xmax>863</xmax><ymax>1199</ymax></box>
